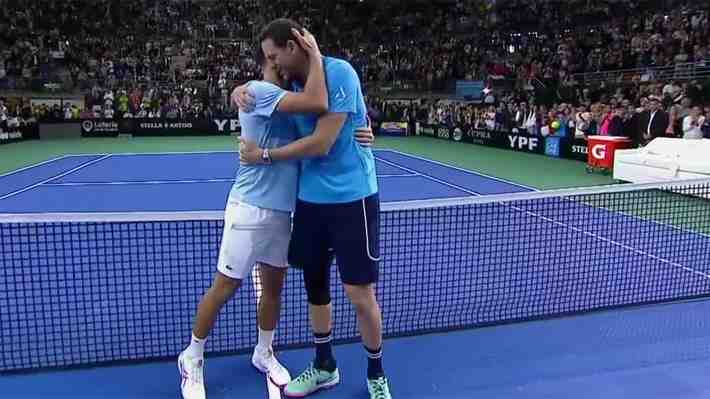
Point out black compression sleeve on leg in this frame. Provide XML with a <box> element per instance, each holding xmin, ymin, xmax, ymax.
<box><xmin>303</xmin><ymin>265</ymin><xmax>331</xmax><ymax>306</ymax></box>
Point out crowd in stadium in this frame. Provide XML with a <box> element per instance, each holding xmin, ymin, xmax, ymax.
<box><xmin>1</xmin><ymin>0</ymin><xmax>710</xmax><ymax>143</ymax></box>
<box><xmin>370</xmin><ymin>78</ymin><xmax>710</xmax><ymax>145</ymax></box>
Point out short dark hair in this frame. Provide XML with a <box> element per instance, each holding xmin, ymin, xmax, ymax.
<box><xmin>253</xmin><ymin>42</ymin><xmax>265</xmax><ymax>66</ymax></box>
<box><xmin>258</xmin><ymin>18</ymin><xmax>304</xmax><ymax>48</ymax></box>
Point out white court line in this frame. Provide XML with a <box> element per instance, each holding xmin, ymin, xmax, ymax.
<box><xmin>267</xmin><ymin>374</ymin><xmax>282</xmax><ymax>399</ymax></box>
<box><xmin>379</xmin><ymin>156</ymin><xmax>710</xmax><ymax>280</ymax></box>
<box><xmin>519</xmin><ymin>203</ymin><xmax>710</xmax><ymax>280</ymax></box>
<box><xmin>62</xmin><ymin>150</ymin><xmax>238</xmax><ymax>157</ymax></box>
<box><xmin>0</xmin><ymin>155</ymin><xmax>70</xmax><ymax>179</ymax></box>
<box><xmin>375</xmin><ymin>157</ymin><xmax>478</xmax><ymax>197</ymax></box>
<box><xmin>43</xmin><ymin>178</ymin><xmax>236</xmax><ymax>186</ymax></box>
<box><xmin>0</xmin><ymin>155</ymin><xmax>112</xmax><ymax>201</ymax></box>
<box><xmin>377</xmin><ymin>148</ymin><xmax>538</xmax><ymax>191</ymax></box>
<box><xmin>59</xmin><ymin>149</ymin><xmax>416</xmax><ymax>157</ymax></box>
<box><xmin>602</xmin><ymin>204</ymin><xmax>710</xmax><ymax>241</ymax></box>
<box><xmin>0</xmin><ymin>211</ymin><xmax>225</xmax><ymax>223</ymax></box>
<box><xmin>43</xmin><ymin>175</ymin><xmax>422</xmax><ymax>186</ymax></box>
<box><xmin>377</xmin><ymin>173</ymin><xmax>418</xmax><ymax>178</ymax></box>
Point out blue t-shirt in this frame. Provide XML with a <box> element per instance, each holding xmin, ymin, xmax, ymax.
<box><xmin>229</xmin><ymin>81</ymin><xmax>299</xmax><ymax>212</ymax></box>
<box><xmin>291</xmin><ymin>57</ymin><xmax>378</xmax><ymax>204</ymax></box>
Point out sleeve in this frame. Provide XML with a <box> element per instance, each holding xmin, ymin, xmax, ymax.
<box><xmin>683</xmin><ymin>116</ymin><xmax>692</xmax><ymax>133</ymax></box>
<box><xmin>326</xmin><ymin>61</ymin><xmax>360</xmax><ymax>114</ymax></box>
<box><xmin>661</xmin><ymin>112</ymin><xmax>671</xmax><ymax>133</ymax></box>
<box><xmin>249</xmin><ymin>81</ymin><xmax>287</xmax><ymax>118</ymax></box>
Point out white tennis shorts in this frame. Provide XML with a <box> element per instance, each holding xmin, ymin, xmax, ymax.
<box><xmin>216</xmin><ymin>201</ymin><xmax>291</xmax><ymax>280</ymax></box>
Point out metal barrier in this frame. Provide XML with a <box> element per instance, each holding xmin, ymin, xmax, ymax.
<box><xmin>573</xmin><ymin>60</ymin><xmax>710</xmax><ymax>85</ymax></box>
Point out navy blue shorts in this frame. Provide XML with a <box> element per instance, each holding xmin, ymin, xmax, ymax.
<box><xmin>288</xmin><ymin>194</ymin><xmax>380</xmax><ymax>285</ymax></box>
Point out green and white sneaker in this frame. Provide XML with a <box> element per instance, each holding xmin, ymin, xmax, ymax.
<box><xmin>283</xmin><ymin>363</ymin><xmax>340</xmax><ymax>397</ymax></box>
<box><xmin>367</xmin><ymin>376</ymin><xmax>392</xmax><ymax>399</ymax></box>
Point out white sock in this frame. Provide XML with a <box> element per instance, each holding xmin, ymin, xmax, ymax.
<box><xmin>185</xmin><ymin>333</ymin><xmax>206</xmax><ymax>359</ymax></box>
<box><xmin>257</xmin><ymin>328</ymin><xmax>275</xmax><ymax>351</ymax></box>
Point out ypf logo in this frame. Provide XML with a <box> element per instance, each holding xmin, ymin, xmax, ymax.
<box><xmin>82</xmin><ymin>120</ymin><xmax>94</xmax><ymax>132</ymax></box>
<box><xmin>508</xmin><ymin>135</ymin><xmax>539</xmax><ymax>151</ymax></box>
<box><xmin>214</xmin><ymin>119</ymin><xmax>240</xmax><ymax>133</ymax></box>
<box><xmin>591</xmin><ymin>144</ymin><xmax>607</xmax><ymax>160</ymax></box>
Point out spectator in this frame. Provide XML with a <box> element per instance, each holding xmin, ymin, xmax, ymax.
<box><xmin>574</xmin><ymin>107</ymin><xmax>593</xmax><ymax>137</ymax></box>
<box><xmin>598</xmin><ymin>107</ymin><xmax>613</xmax><ymax>136</ymax></box>
<box><xmin>7</xmin><ymin>112</ymin><xmax>20</xmax><ymax>131</ymax></box>
<box><xmin>682</xmin><ymin>105</ymin><xmax>705</xmax><ymax>139</ymax></box>
<box><xmin>607</xmin><ymin>105</ymin><xmax>626</xmax><ymax>137</ymax></box>
<box><xmin>64</xmin><ymin>104</ymin><xmax>73</xmax><ymax>120</ymax></box>
<box><xmin>0</xmin><ymin>0</ymin><xmax>707</xmax><ymax>128</ymax></box>
<box><xmin>103</xmin><ymin>104</ymin><xmax>114</xmax><ymax>119</ymax></box>
<box><xmin>636</xmin><ymin>96</ymin><xmax>670</xmax><ymax>146</ymax></box>
<box><xmin>117</xmin><ymin>91</ymin><xmax>129</xmax><ymax>115</ymax></box>
<box><xmin>702</xmin><ymin>105</ymin><xmax>710</xmax><ymax>138</ymax></box>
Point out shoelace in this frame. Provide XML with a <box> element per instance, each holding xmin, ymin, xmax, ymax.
<box><xmin>293</xmin><ymin>365</ymin><xmax>318</xmax><ymax>384</ymax></box>
<box><xmin>270</xmin><ymin>359</ymin><xmax>287</xmax><ymax>374</ymax></box>
<box><xmin>185</xmin><ymin>358</ymin><xmax>204</xmax><ymax>384</ymax></box>
<box><xmin>370</xmin><ymin>378</ymin><xmax>389</xmax><ymax>399</ymax></box>
<box><xmin>259</xmin><ymin>349</ymin><xmax>285</xmax><ymax>374</ymax></box>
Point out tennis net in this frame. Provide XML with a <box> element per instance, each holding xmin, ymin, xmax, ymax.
<box><xmin>1</xmin><ymin>178</ymin><xmax>710</xmax><ymax>372</ymax></box>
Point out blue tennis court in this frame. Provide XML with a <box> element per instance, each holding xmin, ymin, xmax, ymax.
<box><xmin>1</xmin><ymin>150</ymin><xmax>710</xmax><ymax>399</ymax></box>
<box><xmin>0</xmin><ymin>149</ymin><xmax>533</xmax><ymax>214</ymax></box>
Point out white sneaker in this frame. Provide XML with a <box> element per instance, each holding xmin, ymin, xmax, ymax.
<box><xmin>252</xmin><ymin>346</ymin><xmax>292</xmax><ymax>387</ymax></box>
<box><xmin>178</xmin><ymin>351</ymin><xmax>206</xmax><ymax>399</ymax></box>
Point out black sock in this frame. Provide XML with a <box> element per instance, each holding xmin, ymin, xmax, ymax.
<box><xmin>365</xmin><ymin>345</ymin><xmax>384</xmax><ymax>379</ymax></box>
<box><xmin>314</xmin><ymin>331</ymin><xmax>336</xmax><ymax>372</ymax></box>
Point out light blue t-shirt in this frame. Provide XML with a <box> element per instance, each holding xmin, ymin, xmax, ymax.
<box><xmin>229</xmin><ymin>81</ymin><xmax>299</xmax><ymax>212</ymax></box>
<box><xmin>291</xmin><ymin>57</ymin><xmax>378</xmax><ymax>204</ymax></box>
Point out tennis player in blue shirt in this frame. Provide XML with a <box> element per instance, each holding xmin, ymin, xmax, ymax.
<box><xmin>236</xmin><ymin>18</ymin><xmax>392</xmax><ymax>399</ymax></box>
<box><xmin>177</xmin><ymin>30</ymin><xmax>374</xmax><ymax>399</ymax></box>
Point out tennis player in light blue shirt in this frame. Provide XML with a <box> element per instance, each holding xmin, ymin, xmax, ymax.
<box><xmin>230</xmin><ymin>80</ymin><xmax>299</xmax><ymax>212</ymax></box>
<box><xmin>237</xmin><ymin>18</ymin><xmax>391</xmax><ymax>399</ymax></box>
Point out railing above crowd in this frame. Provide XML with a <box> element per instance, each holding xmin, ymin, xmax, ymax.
<box><xmin>574</xmin><ymin>60</ymin><xmax>710</xmax><ymax>85</ymax></box>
